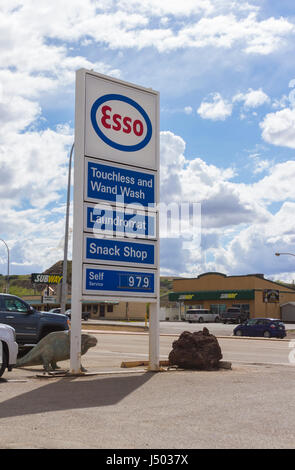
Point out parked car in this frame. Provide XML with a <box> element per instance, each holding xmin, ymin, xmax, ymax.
<box><xmin>233</xmin><ymin>318</ymin><xmax>286</xmax><ymax>338</ymax></box>
<box><xmin>220</xmin><ymin>307</ymin><xmax>249</xmax><ymax>324</ymax></box>
<box><xmin>65</xmin><ymin>309</ymin><xmax>90</xmax><ymax>321</ymax></box>
<box><xmin>0</xmin><ymin>323</ymin><xmax>18</xmax><ymax>378</ymax></box>
<box><xmin>48</xmin><ymin>308</ymin><xmax>62</xmax><ymax>314</ymax></box>
<box><xmin>48</xmin><ymin>307</ymin><xmax>89</xmax><ymax>321</ymax></box>
<box><xmin>0</xmin><ymin>294</ymin><xmax>70</xmax><ymax>346</ymax></box>
<box><xmin>185</xmin><ymin>308</ymin><xmax>220</xmax><ymax>323</ymax></box>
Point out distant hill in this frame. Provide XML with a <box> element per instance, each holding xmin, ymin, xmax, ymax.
<box><xmin>0</xmin><ymin>274</ymin><xmax>36</xmax><ymax>296</ymax></box>
<box><xmin>0</xmin><ymin>261</ymin><xmax>181</xmax><ymax>297</ymax></box>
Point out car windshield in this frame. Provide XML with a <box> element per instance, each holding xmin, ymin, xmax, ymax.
<box><xmin>187</xmin><ymin>310</ymin><xmax>208</xmax><ymax>314</ymax></box>
<box><xmin>246</xmin><ymin>319</ymin><xmax>257</xmax><ymax>325</ymax></box>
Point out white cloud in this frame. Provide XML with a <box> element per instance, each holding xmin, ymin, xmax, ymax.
<box><xmin>0</xmin><ymin>2</ymin><xmax>293</xmax><ymax>57</ymax></box>
<box><xmin>197</xmin><ymin>92</ymin><xmax>233</xmax><ymax>121</ymax></box>
<box><xmin>158</xmin><ymin>131</ymin><xmax>295</xmax><ymax>276</ymax></box>
<box><xmin>214</xmin><ymin>201</ymin><xmax>295</xmax><ymax>278</ymax></box>
<box><xmin>249</xmin><ymin>153</ymin><xmax>272</xmax><ymax>174</ymax></box>
<box><xmin>250</xmin><ymin>160</ymin><xmax>295</xmax><ymax>202</ymax></box>
<box><xmin>272</xmin><ymin>94</ymin><xmax>289</xmax><ymax>110</ymax></box>
<box><xmin>160</xmin><ymin>131</ymin><xmax>269</xmax><ymax>230</ymax></box>
<box><xmin>0</xmin><ymin>96</ymin><xmax>40</xmax><ymax>136</ymax></box>
<box><xmin>184</xmin><ymin>106</ymin><xmax>193</xmax><ymax>115</ymax></box>
<box><xmin>260</xmin><ymin>107</ymin><xmax>295</xmax><ymax>149</ymax></box>
<box><xmin>0</xmin><ymin>127</ymin><xmax>73</xmax><ymax>209</ymax></box>
<box><xmin>197</xmin><ymin>87</ymin><xmax>269</xmax><ymax>123</ymax></box>
<box><xmin>233</xmin><ymin>88</ymin><xmax>270</xmax><ymax>108</ymax></box>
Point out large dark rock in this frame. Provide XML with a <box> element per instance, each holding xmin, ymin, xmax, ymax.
<box><xmin>168</xmin><ymin>328</ymin><xmax>223</xmax><ymax>370</ymax></box>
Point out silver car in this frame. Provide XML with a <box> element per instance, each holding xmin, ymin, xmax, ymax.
<box><xmin>185</xmin><ymin>308</ymin><xmax>220</xmax><ymax>323</ymax></box>
<box><xmin>0</xmin><ymin>323</ymin><xmax>18</xmax><ymax>378</ymax></box>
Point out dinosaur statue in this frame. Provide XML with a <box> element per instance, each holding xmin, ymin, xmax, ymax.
<box><xmin>16</xmin><ymin>330</ymin><xmax>97</xmax><ymax>372</ymax></box>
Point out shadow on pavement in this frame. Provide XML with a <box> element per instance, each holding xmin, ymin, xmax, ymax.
<box><xmin>0</xmin><ymin>372</ymin><xmax>154</xmax><ymax>419</ymax></box>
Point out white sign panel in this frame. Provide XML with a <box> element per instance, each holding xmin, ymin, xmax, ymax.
<box><xmin>85</xmin><ymin>73</ymin><xmax>158</xmax><ymax>170</ymax></box>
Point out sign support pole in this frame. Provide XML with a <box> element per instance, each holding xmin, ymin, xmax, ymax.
<box><xmin>148</xmin><ymin>300</ymin><xmax>160</xmax><ymax>370</ymax></box>
<box><xmin>70</xmin><ymin>71</ymin><xmax>85</xmax><ymax>374</ymax></box>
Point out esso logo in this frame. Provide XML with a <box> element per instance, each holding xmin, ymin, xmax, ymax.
<box><xmin>90</xmin><ymin>94</ymin><xmax>152</xmax><ymax>152</ymax></box>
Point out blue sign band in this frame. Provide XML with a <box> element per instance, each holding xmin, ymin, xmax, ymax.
<box><xmin>85</xmin><ymin>237</ymin><xmax>155</xmax><ymax>265</ymax></box>
<box><xmin>85</xmin><ymin>268</ymin><xmax>155</xmax><ymax>294</ymax></box>
<box><xmin>87</xmin><ymin>161</ymin><xmax>155</xmax><ymax>207</ymax></box>
<box><xmin>86</xmin><ymin>205</ymin><xmax>155</xmax><ymax>238</ymax></box>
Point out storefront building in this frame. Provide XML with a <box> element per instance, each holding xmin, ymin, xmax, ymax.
<box><xmin>23</xmin><ymin>295</ymin><xmax>148</xmax><ymax>321</ymax></box>
<box><xmin>169</xmin><ymin>272</ymin><xmax>295</xmax><ymax>319</ymax></box>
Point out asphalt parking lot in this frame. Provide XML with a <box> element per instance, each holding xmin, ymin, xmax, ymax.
<box><xmin>1</xmin><ymin>327</ymin><xmax>295</xmax><ymax>449</ymax></box>
<box><xmin>1</xmin><ymin>363</ymin><xmax>295</xmax><ymax>449</ymax></box>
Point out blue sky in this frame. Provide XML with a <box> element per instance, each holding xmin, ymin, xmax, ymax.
<box><xmin>1</xmin><ymin>0</ymin><xmax>295</xmax><ymax>281</ymax></box>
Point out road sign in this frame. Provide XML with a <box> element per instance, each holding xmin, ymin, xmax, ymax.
<box><xmin>84</xmin><ymin>235</ymin><xmax>156</xmax><ymax>268</ymax></box>
<box><xmin>85</xmin><ymin>158</ymin><xmax>156</xmax><ymax>207</ymax></box>
<box><xmin>83</xmin><ymin>265</ymin><xmax>156</xmax><ymax>297</ymax></box>
<box><xmin>84</xmin><ymin>203</ymin><xmax>156</xmax><ymax>239</ymax></box>
<box><xmin>42</xmin><ymin>296</ymin><xmax>57</xmax><ymax>304</ymax></box>
<box><xmin>72</xmin><ymin>69</ymin><xmax>160</xmax><ymax>373</ymax></box>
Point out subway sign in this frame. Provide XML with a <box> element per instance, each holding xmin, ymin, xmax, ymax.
<box><xmin>31</xmin><ymin>273</ymin><xmax>63</xmax><ymax>284</ymax></box>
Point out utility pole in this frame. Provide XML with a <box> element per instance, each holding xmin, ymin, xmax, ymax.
<box><xmin>0</xmin><ymin>239</ymin><xmax>9</xmax><ymax>294</ymax></box>
<box><xmin>61</xmin><ymin>143</ymin><xmax>74</xmax><ymax>314</ymax></box>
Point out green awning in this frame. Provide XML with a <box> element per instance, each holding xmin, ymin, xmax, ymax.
<box><xmin>81</xmin><ymin>300</ymin><xmax>119</xmax><ymax>305</ymax></box>
<box><xmin>168</xmin><ymin>289</ymin><xmax>255</xmax><ymax>302</ymax></box>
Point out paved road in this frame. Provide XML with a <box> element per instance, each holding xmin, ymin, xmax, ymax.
<box><xmin>85</xmin><ymin>319</ymin><xmax>295</xmax><ymax>337</ymax></box>
<box><xmin>1</xmin><ymin>331</ymin><xmax>295</xmax><ymax>449</ymax></box>
<box><xmin>81</xmin><ymin>331</ymin><xmax>293</xmax><ymax>370</ymax></box>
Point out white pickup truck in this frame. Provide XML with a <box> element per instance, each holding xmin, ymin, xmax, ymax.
<box><xmin>185</xmin><ymin>308</ymin><xmax>220</xmax><ymax>323</ymax></box>
<box><xmin>0</xmin><ymin>323</ymin><xmax>18</xmax><ymax>378</ymax></box>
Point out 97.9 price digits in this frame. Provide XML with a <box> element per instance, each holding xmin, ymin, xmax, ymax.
<box><xmin>128</xmin><ymin>275</ymin><xmax>150</xmax><ymax>289</ymax></box>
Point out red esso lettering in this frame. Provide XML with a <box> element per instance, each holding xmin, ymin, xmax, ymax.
<box><xmin>100</xmin><ymin>105</ymin><xmax>144</xmax><ymax>137</ymax></box>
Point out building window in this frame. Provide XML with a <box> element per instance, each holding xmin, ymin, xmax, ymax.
<box><xmin>99</xmin><ymin>304</ymin><xmax>105</xmax><ymax>317</ymax></box>
<box><xmin>210</xmin><ymin>304</ymin><xmax>226</xmax><ymax>314</ymax></box>
<box><xmin>234</xmin><ymin>304</ymin><xmax>250</xmax><ymax>314</ymax></box>
<box><xmin>107</xmin><ymin>304</ymin><xmax>113</xmax><ymax>313</ymax></box>
<box><xmin>186</xmin><ymin>304</ymin><xmax>202</xmax><ymax>311</ymax></box>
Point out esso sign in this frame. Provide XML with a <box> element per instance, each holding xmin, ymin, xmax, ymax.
<box><xmin>90</xmin><ymin>94</ymin><xmax>152</xmax><ymax>152</ymax></box>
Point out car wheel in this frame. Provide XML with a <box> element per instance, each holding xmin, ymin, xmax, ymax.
<box><xmin>198</xmin><ymin>317</ymin><xmax>204</xmax><ymax>323</ymax></box>
<box><xmin>0</xmin><ymin>342</ymin><xmax>8</xmax><ymax>378</ymax></box>
<box><xmin>263</xmin><ymin>330</ymin><xmax>271</xmax><ymax>338</ymax></box>
<box><xmin>235</xmin><ymin>329</ymin><xmax>243</xmax><ymax>336</ymax></box>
